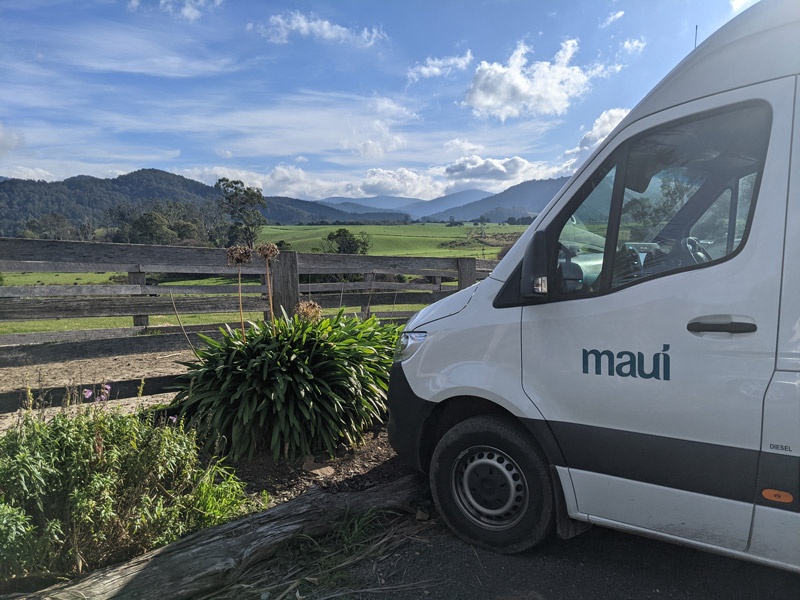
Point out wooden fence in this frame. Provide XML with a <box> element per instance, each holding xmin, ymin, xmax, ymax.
<box><xmin>0</xmin><ymin>237</ymin><xmax>497</xmax><ymax>411</ymax></box>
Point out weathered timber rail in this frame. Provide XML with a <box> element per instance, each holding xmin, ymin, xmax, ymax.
<box><xmin>0</xmin><ymin>238</ymin><xmax>497</xmax><ymax>410</ymax></box>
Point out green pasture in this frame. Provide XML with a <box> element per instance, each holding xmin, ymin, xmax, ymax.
<box><xmin>1</xmin><ymin>223</ymin><xmax>526</xmax><ymax>334</ymax></box>
<box><xmin>258</xmin><ymin>223</ymin><xmax>527</xmax><ymax>258</ymax></box>
<box><xmin>3</xmin><ymin>272</ymin><xmax>122</xmax><ymax>286</ymax></box>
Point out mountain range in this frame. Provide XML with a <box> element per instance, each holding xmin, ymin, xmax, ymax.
<box><xmin>0</xmin><ymin>168</ymin><xmax>569</xmax><ymax>237</ymax></box>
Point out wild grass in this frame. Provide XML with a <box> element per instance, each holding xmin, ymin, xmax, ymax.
<box><xmin>205</xmin><ymin>510</ymin><xmax>435</xmax><ymax>600</ymax></box>
<box><xmin>0</xmin><ymin>403</ymin><xmax>260</xmax><ymax>588</ymax></box>
<box><xmin>0</xmin><ymin>312</ymin><xmax>268</xmax><ymax>335</ymax></box>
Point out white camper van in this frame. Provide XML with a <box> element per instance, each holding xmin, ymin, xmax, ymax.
<box><xmin>387</xmin><ymin>0</ymin><xmax>800</xmax><ymax>573</ymax></box>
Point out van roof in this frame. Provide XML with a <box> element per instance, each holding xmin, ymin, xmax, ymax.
<box><xmin>623</xmin><ymin>0</ymin><xmax>800</xmax><ymax>126</ymax></box>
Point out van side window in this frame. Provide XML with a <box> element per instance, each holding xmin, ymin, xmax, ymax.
<box><xmin>552</xmin><ymin>102</ymin><xmax>770</xmax><ymax>298</ymax></box>
<box><xmin>556</xmin><ymin>165</ymin><xmax>615</xmax><ymax>294</ymax></box>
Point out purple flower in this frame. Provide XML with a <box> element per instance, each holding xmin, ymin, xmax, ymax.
<box><xmin>83</xmin><ymin>389</ymin><xmax>93</xmax><ymax>400</ymax></box>
<box><xmin>168</xmin><ymin>415</ymin><xmax>178</xmax><ymax>424</ymax></box>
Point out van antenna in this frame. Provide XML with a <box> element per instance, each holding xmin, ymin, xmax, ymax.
<box><xmin>694</xmin><ymin>25</ymin><xmax>698</xmax><ymax>48</ymax></box>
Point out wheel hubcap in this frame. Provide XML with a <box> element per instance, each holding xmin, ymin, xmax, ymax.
<box><xmin>451</xmin><ymin>445</ymin><xmax>528</xmax><ymax>530</ymax></box>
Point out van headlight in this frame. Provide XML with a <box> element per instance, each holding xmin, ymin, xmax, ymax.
<box><xmin>394</xmin><ymin>331</ymin><xmax>427</xmax><ymax>362</ymax></box>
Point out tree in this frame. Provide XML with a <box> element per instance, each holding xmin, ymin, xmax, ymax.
<box><xmin>214</xmin><ymin>178</ymin><xmax>267</xmax><ymax>249</ymax></box>
<box><xmin>22</xmin><ymin>213</ymin><xmax>75</xmax><ymax>240</ymax></box>
<box><xmin>322</xmin><ymin>228</ymin><xmax>371</xmax><ymax>255</ymax></box>
<box><xmin>129</xmin><ymin>211</ymin><xmax>178</xmax><ymax>245</ymax></box>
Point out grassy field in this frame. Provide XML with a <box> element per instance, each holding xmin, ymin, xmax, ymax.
<box><xmin>258</xmin><ymin>223</ymin><xmax>526</xmax><ymax>258</ymax></box>
<box><xmin>1</xmin><ymin>223</ymin><xmax>527</xmax><ymax>334</ymax></box>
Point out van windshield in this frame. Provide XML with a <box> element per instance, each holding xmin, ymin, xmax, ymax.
<box><xmin>555</xmin><ymin>102</ymin><xmax>771</xmax><ymax>295</ymax></box>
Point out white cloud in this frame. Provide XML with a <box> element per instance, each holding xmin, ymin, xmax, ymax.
<box><xmin>181</xmin><ymin>165</ymin><xmax>267</xmax><ymax>191</ymax></box>
<box><xmin>564</xmin><ymin>107</ymin><xmax>629</xmax><ymax>160</ymax></box>
<box><xmin>622</xmin><ymin>37</ymin><xmax>646</xmax><ymax>54</ymax></box>
<box><xmin>47</xmin><ymin>25</ymin><xmax>234</xmax><ymax>77</ymax></box>
<box><xmin>339</xmin><ymin>121</ymin><xmax>408</xmax><ymax>160</ymax></box>
<box><xmin>260</xmin><ymin>11</ymin><xmax>386</xmax><ymax>47</ymax></box>
<box><xmin>0</xmin><ymin>123</ymin><xmax>25</xmax><ymax>157</ymax></box>
<box><xmin>441</xmin><ymin>154</ymin><xmax>568</xmax><ymax>184</ymax></box>
<box><xmin>444</xmin><ymin>155</ymin><xmax>531</xmax><ymax>181</ymax></box>
<box><xmin>464</xmin><ymin>40</ymin><xmax>620</xmax><ymax>121</ymax></box>
<box><xmin>127</xmin><ymin>0</ymin><xmax>223</xmax><ymax>21</ymax></box>
<box><xmin>334</xmin><ymin>97</ymin><xmax>415</xmax><ymax>160</ymax></box>
<box><xmin>215</xmin><ymin>147</ymin><xmax>233</xmax><ymax>158</ymax></box>
<box><xmin>183</xmin><ymin>164</ymin><xmax>447</xmax><ymax>201</ymax></box>
<box><xmin>369</xmin><ymin>97</ymin><xmax>417</xmax><ymax>119</ymax></box>
<box><xmin>2</xmin><ymin>166</ymin><xmax>55</xmax><ymax>181</ymax></box>
<box><xmin>583</xmin><ymin>107</ymin><xmax>628</xmax><ymax>145</ymax></box>
<box><xmin>360</xmin><ymin>167</ymin><xmax>445</xmax><ymax>197</ymax></box>
<box><xmin>444</xmin><ymin>138</ymin><xmax>484</xmax><ymax>155</ymax></box>
<box><xmin>601</xmin><ymin>11</ymin><xmax>624</xmax><ymax>28</ymax></box>
<box><xmin>408</xmin><ymin>50</ymin><xmax>473</xmax><ymax>82</ymax></box>
<box><xmin>180</xmin><ymin>149</ymin><xmax>584</xmax><ymax>201</ymax></box>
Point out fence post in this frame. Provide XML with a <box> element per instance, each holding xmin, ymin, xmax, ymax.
<box><xmin>361</xmin><ymin>272</ymin><xmax>375</xmax><ymax>318</ymax></box>
<box><xmin>272</xmin><ymin>251</ymin><xmax>299</xmax><ymax>317</ymax></box>
<box><xmin>456</xmin><ymin>258</ymin><xmax>477</xmax><ymax>290</ymax></box>
<box><xmin>127</xmin><ymin>267</ymin><xmax>149</xmax><ymax>327</ymax></box>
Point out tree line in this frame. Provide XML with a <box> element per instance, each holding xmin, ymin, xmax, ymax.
<box><xmin>5</xmin><ymin>175</ymin><xmax>371</xmax><ymax>256</ymax></box>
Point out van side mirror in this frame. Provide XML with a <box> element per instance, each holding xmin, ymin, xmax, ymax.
<box><xmin>521</xmin><ymin>230</ymin><xmax>550</xmax><ymax>299</ymax></box>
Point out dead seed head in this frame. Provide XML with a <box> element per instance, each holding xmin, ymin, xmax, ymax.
<box><xmin>295</xmin><ymin>300</ymin><xmax>323</xmax><ymax>323</ymax></box>
<box><xmin>226</xmin><ymin>245</ymin><xmax>252</xmax><ymax>265</ymax></box>
<box><xmin>256</xmin><ymin>243</ymin><xmax>280</xmax><ymax>260</ymax></box>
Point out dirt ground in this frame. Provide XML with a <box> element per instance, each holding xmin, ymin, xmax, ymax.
<box><xmin>0</xmin><ymin>349</ymin><xmax>195</xmax><ymax>431</ymax></box>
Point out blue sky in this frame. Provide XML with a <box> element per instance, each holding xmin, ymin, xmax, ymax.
<box><xmin>0</xmin><ymin>0</ymin><xmax>758</xmax><ymax>200</ymax></box>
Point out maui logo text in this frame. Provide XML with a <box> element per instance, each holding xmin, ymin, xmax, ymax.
<box><xmin>582</xmin><ymin>345</ymin><xmax>671</xmax><ymax>380</ymax></box>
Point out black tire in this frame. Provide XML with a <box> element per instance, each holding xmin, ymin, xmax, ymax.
<box><xmin>430</xmin><ymin>415</ymin><xmax>554</xmax><ymax>553</ymax></box>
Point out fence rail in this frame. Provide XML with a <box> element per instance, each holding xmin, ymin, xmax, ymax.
<box><xmin>0</xmin><ymin>237</ymin><xmax>496</xmax><ymax>325</ymax></box>
<box><xmin>0</xmin><ymin>237</ymin><xmax>498</xmax><ymax>410</ymax></box>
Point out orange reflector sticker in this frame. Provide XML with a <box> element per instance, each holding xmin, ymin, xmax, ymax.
<box><xmin>761</xmin><ymin>489</ymin><xmax>795</xmax><ymax>504</ymax></box>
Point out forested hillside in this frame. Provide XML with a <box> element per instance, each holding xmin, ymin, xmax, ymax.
<box><xmin>0</xmin><ymin>169</ymin><xmax>410</xmax><ymax>243</ymax></box>
<box><xmin>0</xmin><ymin>169</ymin><xmax>220</xmax><ymax>239</ymax></box>
<box><xmin>262</xmin><ymin>196</ymin><xmax>409</xmax><ymax>224</ymax></box>
<box><xmin>0</xmin><ymin>168</ymin><xmax>570</xmax><ymax>245</ymax></box>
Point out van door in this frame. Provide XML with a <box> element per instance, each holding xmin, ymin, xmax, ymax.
<box><xmin>747</xmin><ymin>84</ymin><xmax>800</xmax><ymax>567</ymax></box>
<box><xmin>521</xmin><ymin>80</ymin><xmax>793</xmax><ymax>550</ymax></box>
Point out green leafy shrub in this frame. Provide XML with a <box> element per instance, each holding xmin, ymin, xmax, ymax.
<box><xmin>0</xmin><ymin>408</ymin><xmax>250</xmax><ymax>583</ymax></box>
<box><xmin>173</xmin><ymin>310</ymin><xmax>401</xmax><ymax>461</ymax></box>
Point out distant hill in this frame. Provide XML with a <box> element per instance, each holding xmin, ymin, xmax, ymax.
<box><xmin>0</xmin><ymin>169</ymin><xmax>221</xmax><ymax>237</ymax></box>
<box><xmin>262</xmin><ymin>196</ymin><xmax>408</xmax><ymax>224</ymax></box>
<box><xmin>402</xmin><ymin>189</ymin><xmax>493</xmax><ymax>219</ymax></box>
<box><xmin>319</xmin><ymin>189</ymin><xmax>492</xmax><ymax>219</ymax></box>
<box><xmin>0</xmin><ymin>168</ymin><xmax>572</xmax><ymax>238</ymax></box>
<box><xmin>425</xmin><ymin>177</ymin><xmax>569</xmax><ymax>222</ymax></box>
<box><xmin>321</xmin><ymin>195</ymin><xmax>419</xmax><ymax>211</ymax></box>
<box><xmin>0</xmin><ymin>169</ymin><xmax>412</xmax><ymax>237</ymax></box>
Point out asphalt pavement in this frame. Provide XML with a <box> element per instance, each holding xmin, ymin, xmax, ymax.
<box><xmin>348</xmin><ymin>516</ymin><xmax>800</xmax><ymax>599</ymax></box>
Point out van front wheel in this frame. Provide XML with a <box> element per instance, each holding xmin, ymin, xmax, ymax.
<box><xmin>430</xmin><ymin>415</ymin><xmax>553</xmax><ymax>553</ymax></box>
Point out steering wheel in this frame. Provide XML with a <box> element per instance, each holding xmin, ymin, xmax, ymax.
<box><xmin>681</xmin><ymin>237</ymin><xmax>713</xmax><ymax>264</ymax></box>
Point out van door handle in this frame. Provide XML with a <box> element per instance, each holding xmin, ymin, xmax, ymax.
<box><xmin>686</xmin><ymin>320</ymin><xmax>757</xmax><ymax>334</ymax></box>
